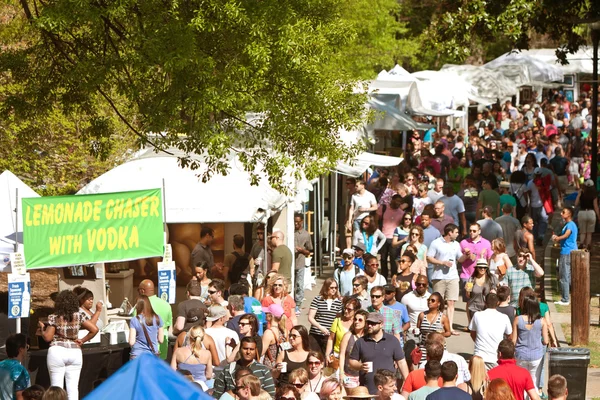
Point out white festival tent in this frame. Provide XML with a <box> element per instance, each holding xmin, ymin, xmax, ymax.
<box><xmin>440</xmin><ymin>64</ymin><xmax>519</xmax><ymax>104</ymax></box>
<box><xmin>370</xmin><ymin>65</ymin><xmax>457</xmax><ymax>117</ymax></box>
<box><xmin>511</xmin><ymin>47</ymin><xmax>596</xmax><ymax>75</ymax></box>
<box><xmin>0</xmin><ymin>170</ymin><xmax>41</xmax><ymax>272</ymax></box>
<box><xmin>484</xmin><ymin>51</ymin><xmax>564</xmax><ymax>85</ymax></box>
<box><xmin>77</xmin><ymin>148</ymin><xmax>288</xmax><ymax>223</ymax></box>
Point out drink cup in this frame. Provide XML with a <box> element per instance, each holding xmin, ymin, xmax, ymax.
<box><xmin>365</xmin><ymin>361</ymin><xmax>373</xmax><ymax>373</ymax></box>
<box><xmin>280</xmin><ymin>362</ymin><xmax>287</xmax><ymax>373</ymax></box>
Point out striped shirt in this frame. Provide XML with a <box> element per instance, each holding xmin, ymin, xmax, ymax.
<box><xmin>309</xmin><ymin>296</ymin><xmax>342</xmax><ymax>337</ymax></box>
<box><xmin>213</xmin><ymin>360</ymin><xmax>275</xmax><ymax>398</ymax></box>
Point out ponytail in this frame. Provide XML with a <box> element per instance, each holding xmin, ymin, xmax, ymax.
<box><xmin>188</xmin><ymin>326</ymin><xmax>205</xmax><ymax>359</ymax></box>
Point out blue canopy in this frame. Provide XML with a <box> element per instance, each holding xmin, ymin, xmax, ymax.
<box><xmin>84</xmin><ymin>353</ymin><xmax>212</xmax><ymax>400</ymax></box>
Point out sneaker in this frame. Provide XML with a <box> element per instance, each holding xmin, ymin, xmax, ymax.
<box><xmin>295</xmin><ymin>306</ymin><xmax>301</xmax><ymax>315</ymax></box>
<box><xmin>554</xmin><ymin>300</ymin><xmax>570</xmax><ymax>306</ymax></box>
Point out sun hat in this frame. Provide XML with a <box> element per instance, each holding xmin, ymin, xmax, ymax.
<box><xmin>476</xmin><ymin>259</ymin><xmax>488</xmax><ymax>268</ymax></box>
<box><xmin>343</xmin><ymin>386</ymin><xmax>376</xmax><ymax>399</ymax></box>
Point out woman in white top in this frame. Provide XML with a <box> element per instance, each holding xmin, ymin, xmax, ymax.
<box><xmin>412</xmin><ymin>183</ymin><xmax>432</xmax><ymax>219</ymax></box>
<box><xmin>352</xmin><ymin>215</ymin><xmax>386</xmax><ymax>256</ymax></box>
<box><xmin>400</xmin><ymin>225</ymin><xmax>428</xmax><ymax>262</ymax></box>
<box><xmin>489</xmin><ymin>238</ymin><xmax>512</xmax><ymax>284</ymax></box>
<box><xmin>392</xmin><ymin>212</ymin><xmax>413</xmax><ymax>249</ymax></box>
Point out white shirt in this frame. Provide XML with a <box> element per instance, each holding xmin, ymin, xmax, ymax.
<box><xmin>366</xmin><ymin>273</ymin><xmax>387</xmax><ymax>292</ymax></box>
<box><xmin>427</xmin><ymin>189</ymin><xmax>444</xmax><ymax>204</ymax></box>
<box><xmin>205</xmin><ymin>326</ymin><xmax>238</xmax><ymax>363</ymax></box>
<box><xmin>468</xmin><ymin>308</ymin><xmax>512</xmax><ymax>363</ymax></box>
<box><xmin>427</xmin><ymin>237</ymin><xmax>462</xmax><ymax>280</ymax></box>
<box><xmin>526</xmin><ymin>180</ymin><xmax>542</xmax><ymax>208</ymax></box>
<box><xmin>440</xmin><ymin>195</ymin><xmax>465</xmax><ymax>225</ymax></box>
<box><xmin>441</xmin><ymin>351</ymin><xmax>471</xmax><ymax>384</ymax></box>
<box><xmin>351</xmin><ymin>190</ymin><xmax>377</xmax><ymax>222</ymax></box>
<box><xmin>401</xmin><ymin>290</ymin><xmax>431</xmax><ymax>328</ymax></box>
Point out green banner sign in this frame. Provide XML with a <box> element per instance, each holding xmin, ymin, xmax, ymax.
<box><xmin>22</xmin><ymin>189</ymin><xmax>164</xmax><ymax>269</ymax></box>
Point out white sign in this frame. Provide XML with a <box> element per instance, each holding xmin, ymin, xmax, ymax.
<box><xmin>8</xmin><ymin>273</ymin><xmax>31</xmax><ymax>318</ymax></box>
<box><xmin>157</xmin><ymin>261</ymin><xmax>176</xmax><ymax>304</ymax></box>
<box><xmin>10</xmin><ymin>252</ymin><xmax>26</xmax><ymax>275</ymax></box>
<box><xmin>163</xmin><ymin>244</ymin><xmax>173</xmax><ymax>263</ymax></box>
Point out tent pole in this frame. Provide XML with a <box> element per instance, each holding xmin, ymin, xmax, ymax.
<box><xmin>316</xmin><ymin>177</ymin><xmax>323</xmax><ymax>277</ymax></box>
<box><xmin>331</xmin><ymin>172</ymin><xmax>338</xmax><ymax>267</ymax></box>
<box><xmin>15</xmin><ymin>188</ymin><xmax>21</xmax><ymax>334</ymax></box>
<box><xmin>161</xmin><ymin>179</ymin><xmax>168</xmax><ymax>245</ymax></box>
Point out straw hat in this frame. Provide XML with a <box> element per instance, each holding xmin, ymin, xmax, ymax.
<box><xmin>343</xmin><ymin>386</ymin><xmax>376</xmax><ymax>399</ymax></box>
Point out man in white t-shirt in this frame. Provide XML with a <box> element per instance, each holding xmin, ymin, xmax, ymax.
<box><xmin>427</xmin><ymin>224</ymin><xmax>469</xmax><ymax>335</ymax></box>
<box><xmin>427</xmin><ymin>178</ymin><xmax>445</xmax><ymax>204</ymax></box>
<box><xmin>347</xmin><ymin>179</ymin><xmax>378</xmax><ymax>232</ymax></box>
<box><xmin>468</xmin><ymin>293</ymin><xmax>512</xmax><ymax>370</ymax></box>
<box><xmin>401</xmin><ymin>274</ymin><xmax>431</xmax><ymax>333</ymax></box>
<box><xmin>205</xmin><ymin>305</ymin><xmax>238</xmax><ymax>363</ymax></box>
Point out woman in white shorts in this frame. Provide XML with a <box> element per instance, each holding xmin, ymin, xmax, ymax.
<box><xmin>575</xmin><ymin>180</ymin><xmax>600</xmax><ymax>249</ymax></box>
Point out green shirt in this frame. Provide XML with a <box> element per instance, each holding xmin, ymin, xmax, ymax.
<box><xmin>479</xmin><ymin>189</ymin><xmax>500</xmax><ymax>218</ymax></box>
<box><xmin>148</xmin><ymin>295</ymin><xmax>173</xmax><ymax>359</ymax></box>
<box><xmin>499</xmin><ymin>194</ymin><xmax>516</xmax><ymax>215</ymax></box>
<box><xmin>448</xmin><ymin>166</ymin><xmax>465</xmax><ymax>193</ymax></box>
<box><xmin>272</xmin><ymin>244</ymin><xmax>293</xmax><ymax>278</ymax></box>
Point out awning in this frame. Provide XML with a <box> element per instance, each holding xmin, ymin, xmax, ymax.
<box><xmin>335</xmin><ymin>152</ymin><xmax>403</xmax><ymax>177</ymax></box>
<box><xmin>484</xmin><ymin>52</ymin><xmax>564</xmax><ymax>83</ymax></box>
<box><xmin>367</xmin><ymin>98</ymin><xmax>433</xmax><ymax>131</ymax></box>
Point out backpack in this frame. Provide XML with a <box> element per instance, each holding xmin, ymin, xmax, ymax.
<box><xmin>229</xmin><ymin>252</ymin><xmax>250</xmax><ymax>285</ymax></box>
<box><xmin>334</xmin><ymin>263</ymin><xmax>361</xmax><ymax>284</ymax></box>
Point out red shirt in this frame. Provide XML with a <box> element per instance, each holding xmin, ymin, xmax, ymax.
<box><xmin>488</xmin><ymin>359</ymin><xmax>534</xmax><ymax>400</ymax></box>
<box><xmin>401</xmin><ymin>369</ymin><xmax>443</xmax><ymax>393</ymax></box>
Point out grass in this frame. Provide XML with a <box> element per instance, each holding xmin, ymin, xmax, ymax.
<box><xmin>561</xmin><ymin>323</ymin><xmax>600</xmax><ymax>368</ymax></box>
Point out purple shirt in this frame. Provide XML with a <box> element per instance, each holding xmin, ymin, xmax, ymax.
<box><xmin>459</xmin><ymin>237</ymin><xmax>493</xmax><ymax>280</ymax></box>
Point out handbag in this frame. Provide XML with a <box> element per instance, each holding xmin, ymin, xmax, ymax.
<box><xmin>140</xmin><ymin>317</ymin><xmax>161</xmax><ymax>357</ymax></box>
<box><xmin>328</xmin><ymin>354</ymin><xmax>340</xmax><ymax>370</ymax></box>
<box><xmin>410</xmin><ymin>346</ymin><xmax>423</xmax><ymax>366</ymax></box>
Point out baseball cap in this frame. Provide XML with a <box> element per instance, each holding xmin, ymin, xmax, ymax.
<box><xmin>534</xmin><ymin>168</ymin><xmax>542</xmax><ymax>175</ymax></box>
<box><xmin>383</xmin><ymin>284</ymin><xmax>396</xmax><ymax>293</ymax></box>
<box><xmin>352</xmin><ymin>243</ymin><xmax>366</xmax><ymax>252</ymax></box>
<box><xmin>584</xmin><ymin>179</ymin><xmax>594</xmax><ymax>187</ymax></box>
<box><xmin>186</xmin><ymin>307</ymin><xmax>205</xmax><ymax>323</ymax></box>
<box><xmin>261</xmin><ymin>303</ymin><xmax>284</xmax><ymax>318</ymax></box>
<box><xmin>366</xmin><ymin>312</ymin><xmax>384</xmax><ymax>324</ymax></box>
<box><xmin>206</xmin><ymin>305</ymin><xmax>228</xmax><ymax>322</ymax></box>
<box><xmin>499</xmin><ymin>181</ymin><xmax>510</xmax><ymax>189</ymax></box>
<box><xmin>342</xmin><ymin>248</ymin><xmax>355</xmax><ymax>257</ymax></box>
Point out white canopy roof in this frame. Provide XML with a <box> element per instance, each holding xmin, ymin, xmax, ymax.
<box><xmin>335</xmin><ymin>152</ymin><xmax>403</xmax><ymax>177</ymax></box>
<box><xmin>440</xmin><ymin>64</ymin><xmax>518</xmax><ymax>104</ymax></box>
<box><xmin>484</xmin><ymin>52</ymin><xmax>564</xmax><ymax>84</ymax></box>
<box><xmin>370</xmin><ymin>66</ymin><xmax>455</xmax><ymax>116</ymax></box>
<box><xmin>78</xmin><ymin>149</ymin><xmax>288</xmax><ymax>223</ymax></box>
<box><xmin>504</xmin><ymin>47</ymin><xmax>596</xmax><ymax>75</ymax></box>
<box><xmin>367</xmin><ymin>98</ymin><xmax>434</xmax><ymax>131</ymax></box>
<box><xmin>0</xmin><ymin>170</ymin><xmax>40</xmax><ymax>271</ymax></box>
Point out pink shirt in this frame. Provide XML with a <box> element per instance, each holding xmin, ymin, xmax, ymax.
<box><xmin>459</xmin><ymin>237</ymin><xmax>493</xmax><ymax>280</ymax></box>
<box><xmin>377</xmin><ymin>205</ymin><xmax>404</xmax><ymax>238</ymax></box>
<box><xmin>430</xmin><ymin>214</ymin><xmax>454</xmax><ymax>236</ymax></box>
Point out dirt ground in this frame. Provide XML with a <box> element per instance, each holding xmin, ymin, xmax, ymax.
<box><xmin>0</xmin><ymin>269</ymin><xmax>59</xmax><ymax>309</ymax></box>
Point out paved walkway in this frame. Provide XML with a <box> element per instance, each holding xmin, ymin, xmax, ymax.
<box><xmin>299</xmin><ymin>238</ymin><xmax>600</xmax><ymax>398</ymax></box>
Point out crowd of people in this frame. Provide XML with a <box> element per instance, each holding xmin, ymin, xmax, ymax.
<box><xmin>1</xmin><ymin>91</ymin><xmax>596</xmax><ymax>400</ymax></box>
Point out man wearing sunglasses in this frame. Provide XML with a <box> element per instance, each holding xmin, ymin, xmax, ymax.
<box><xmin>366</xmin><ymin>286</ymin><xmax>402</xmax><ymax>344</ymax></box>
<box><xmin>375</xmin><ymin>194</ymin><xmax>405</xmax><ymax>280</ymax></box>
<box><xmin>335</xmin><ymin>249</ymin><xmax>363</xmax><ymax>296</ymax></box>
<box><xmin>213</xmin><ymin>336</ymin><xmax>276</xmax><ymax>398</ymax></box>
<box><xmin>349</xmin><ymin>313</ymin><xmax>409</xmax><ymax>394</ymax></box>
<box><xmin>459</xmin><ymin>223</ymin><xmax>492</xmax><ymax>303</ymax></box>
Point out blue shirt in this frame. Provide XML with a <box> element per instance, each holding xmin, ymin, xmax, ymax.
<box><xmin>0</xmin><ymin>359</ymin><xmax>30</xmax><ymax>400</ymax></box>
<box><xmin>426</xmin><ymin>386</ymin><xmax>471</xmax><ymax>400</ymax></box>
<box><xmin>354</xmin><ymin>258</ymin><xmax>365</xmax><ymax>270</ymax></box>
<box><xmin>243</xmin><ymin>296</ymin><xmax>265</xmax><ymax>335</ymax></box>
<box><xmin>423</xmin><ymin>226</ymin><xmax>441</xmax><ymax>248</ymax></box>
<box><xmin>560</xmin><ymin>221</ymin><xmax>578</xmax><ymax>255</ymax></box>
<box><xmin>130</xmin><ymin>315</ymin><xmax>163</xmax><ymax>358</ymax></box>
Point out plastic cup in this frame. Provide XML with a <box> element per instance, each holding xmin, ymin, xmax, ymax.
<box><xmin>365</xmin><ymin>361</ymin><xmax>373</xmax><ymax>373</ymax></box>
<box><xmin>280</xmin><ymin>362</ymin><xmax>287</xmax><ymax>373</ymax></box>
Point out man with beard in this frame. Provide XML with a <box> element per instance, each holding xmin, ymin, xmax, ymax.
<box><xmin>349</xmin><ymin>312</ymin><xmax>409</xmax><ymax>394</ymax></box>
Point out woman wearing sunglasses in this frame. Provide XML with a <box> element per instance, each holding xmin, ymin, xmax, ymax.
<box><xmin>416</xmin><ymin>292</ymin><xmax>451</xmax><ymax>367</ymax></box>
<box><xmin>325</xmin><ymin>297</ymin><xmax>360</xmax><ymax>371</ymax></box>
<box><xmin>400</xmin><ymin>226</ymin><xmax>427</xmax><ymax>268</ymax></box>
<box><xmin>465</xmin><ymin>259</ymin><xmax>498</xmax><ymax>324</ymax></box>
<box><xmin>306</xmin><ymin>351</ymin><xmax>326</xmax><ymax>393</ymax></box>
<box><xmin>338</xmin><ymin>309</ymin><xmax>368</xmax><ymax>389</ymax></box>
<box><xmin>392</xmin><ymin>212</ymin><xmax>413</xmax><ymax>250</ymax></box>
<box><xmin>352</xmin><ymin>215</ymin><xmax>386</xmax><ymax>257</ymax></box>
<box><xmin>308</xmin><ymin>278</ymin><xmax>343</xmax><ymax>354</ymax></box>
<box><xmin>412</xmin><ymin>183</ymin><xmax>432</xmax><ymax>220</ymax></box>
<box><xmin>274</xmin><ymin>325</ymin><xmax>310</xmax><ymax>384</ymax></box>
<box><xmin>261</xmin><ymin>275</ymin><xmax>297</xmax><ymax>331</ymax></box>
<box><xmin>288</xmin><ymin>368</ymin><xmax>320</xmax><ymax>400</ymax></box>
<box><xmin>391</xmin><ymin>252</ymin><xmax>417</xmax><ymax>302</ymax></box>
<box><xmin>275</xmin><ymin>384</ymin><xmax>301</xmax><ymax>400</ymax></box>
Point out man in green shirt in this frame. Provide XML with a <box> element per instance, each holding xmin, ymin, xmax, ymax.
<box><xmin>477</xmin><ymin>178</ymin><xmax>500</xmax><ymax>219</ymax></box>
<box><xmin>138</xmin><ymin>280</ymin><xmax>172</xmax><ymax>359</ymax></box>
<box><xmin>270</xmin><ymin>230</ymin><xmax>293</xmax><ymax>278</ymax></box>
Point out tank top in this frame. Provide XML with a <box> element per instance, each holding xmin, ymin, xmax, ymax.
<box><xmin>580</xmin><ymin>191</ymin><xmax>596</xmax><ymax>210</ymax></box>
<box><xmin>419</xmin><ymin>311</ymin><xmax>444</xmax><ymax>364</ymax></box>
<box><xmin>178</xmin><ymin>350</ymin><xmax>207</xmax><ymax>382</ymax></box>
<box><xmin>395</xmin><ymin>273</ymin><xmax>415</xmax><ymax>302</ymax></box>
<box><xmin>343</xmin><ymin>335</ymin><xmax>360</xmax><ymax>376</ymax></box>
<box><xmin>515</xmin><ymin>316</ymin><xmax>544</xmax><ymax>361</ymax></box>
<box><xmin>515</xmin><ymin>229</ymin><xmax>527</xmax><ymax>251</ymax></box>
<box><xmin>262</xmin><ymin>328</ymin><xmax>280</xmax><ymax>369</ymax></box>
<box><xmin>280</xmin><ymin>350</ymin><xmax>308</xmax><ymax>383</ymax></box>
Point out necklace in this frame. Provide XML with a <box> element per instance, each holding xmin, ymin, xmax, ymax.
<box><xmin>427</xmin><ymin>310</ymin><xmax>440</xmax><ymax>325</ymax></box>
<box><xmin>309</xmin><ymin>374</ymin><xmax>323</xmax><ymax>392</ymax></box>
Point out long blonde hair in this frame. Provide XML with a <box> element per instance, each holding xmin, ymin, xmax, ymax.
<box><xmin>188</xmin><ymin>326</ymin><xmax>205</xmax><ymax>359</ymax></box>
<box><xmin>268</xmin><ymin>274</ymin><xmax>289</xmax><ymax>297</ymax></box>
<box><xmin>469</xmin><ymin>355</ymin><xmax>488</xmax><ymax>394</ymax></box>
<box><xmin>265</xmin><ymin>312</ymin><xmax>287</xmax><ymax>337</ymax></box>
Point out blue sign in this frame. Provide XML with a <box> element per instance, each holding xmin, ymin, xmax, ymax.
<box><xmin>157</xmin><ymin>262</ymin><xmax>176</xmax><ymax>304</ymax></box>
<box><xmin>8</xmin><ymin>273</ymin><xmax>31</xmax><ymax>319</ymax></box>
